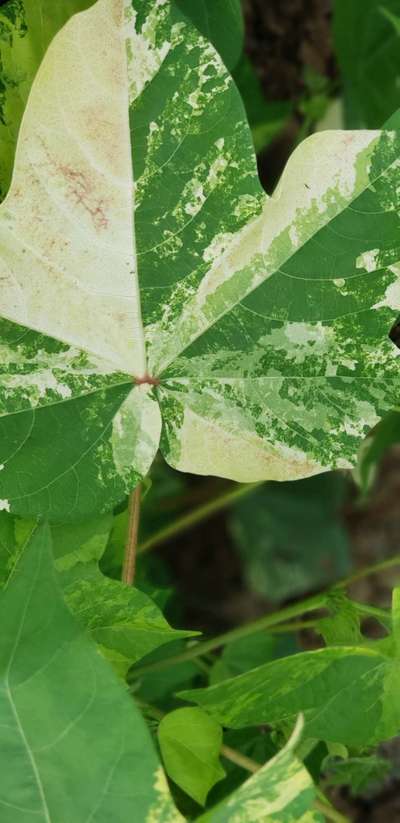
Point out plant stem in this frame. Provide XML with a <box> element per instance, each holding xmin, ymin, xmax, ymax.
<box><xmin>130</xmin><ymin>553</ymin><xmax>400</xmax><ymax>679</ymax></box>
<box><xmin>129</xmin><ymin>591</ymin><xmax>327</xmax><ymax>678</ymax></box>
<box><xmin>315</xmin><ymin>799</ymin><xmax>350</xmax><ymax>823</ymax></box>
<box><xmin>122</xmin><ymin>485</ymin><xmax>141</xmax><ymax>586</ymax></box>
<box><xmin>220</xmin><ymin>745</ymin><xmax>260</xmax><ymax>773</ymax></box>
<box><xmin>137</xmin><ymin>481</ymin><xmax>264</xmax><ymax>555</ymax></box>
<box><xmin>338</xmin><ymin>554</ymin><xmax>400</xmax><ymax>588</ymax></box>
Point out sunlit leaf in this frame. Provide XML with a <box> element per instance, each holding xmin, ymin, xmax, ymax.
<box><xmin>158</xmin><ymin>707</ymin><xmax>225</xmax><ymax>806</ymax></box>
<box><xmin>1</xmin><ymin>0</ymin><xmax>400</xmax><ymax>520</ymax></box>
<box><xmin>0</xmin><ymin>0</ymin><xmax>95</xmax><ymax>199</ymax></box>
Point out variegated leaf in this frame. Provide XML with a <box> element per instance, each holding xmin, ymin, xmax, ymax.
<box><xmin>180</xmin><ymin>595</ymin><xmax>400</xmax><ymax>747</ymax></box>
<box><xmin>0</xmin><ymin>0</ymin><xmax>96</xmax><ymax>200</ymax></box>
<box><xmin>1</xmin><ymin>0</ymin><xmax>400</xmax><ymax>520</ymax></box>
<box><xmin>197</xmin><ymin>719</ymin><xmax>321</xmax><ymax>823</ymax></box>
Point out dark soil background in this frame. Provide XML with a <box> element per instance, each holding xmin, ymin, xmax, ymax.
<box><xmin>158</xmin><ymin>2</ymin><xmax>400</xmax><ymax>820</ymax></box>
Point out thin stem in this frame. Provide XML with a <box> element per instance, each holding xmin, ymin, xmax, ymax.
<box><xmin>137</xmin><ymin>482</ymin><xmax>264</xmax><ymax>555</ymax></box>
<box><xmin>130</xmin><ymin>552</ymin><xmax>400</xmax><ymax>680</ymax></box>
<box><xmin>122</xmin><ymin>485</ymin><xmax>141</xmax><ymax>586</ymax></box>
<box><xmin>129</xmin><ymin>592</ymin><xmax>327</xmax><ymax>678</ymax></box>
<box><xmin>314</xmin><ymin>800</ymin><xmax>350</xmax><ymax>823</ymax></box>
<box><xmin>338</xmin><ymin>554</ymin><xmax>400</xmax><ymax>588</ymax></box>
<box><xmin>220</xmin><ymin>745</ymin><xmax>260</xmax><ymax>773</ymax></box>
<box><xmin>315</xmin><ymin>789</ymin><xmax>351</xmax><ymax>823</ymax></box>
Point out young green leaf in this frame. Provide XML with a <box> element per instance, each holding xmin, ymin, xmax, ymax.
<box><xmin>0</xmin><ymin>0</ymin><xmax>95</xmax><ymax>199</ymax></box>
<box><xmin>197</xmin><ymin>719</ymin><xmax>321</xmax><ymax>822</ymax></box>
<box><xmin>1</xmin><ymin>0</ymin><xmax>400</xmax><ymax>520</ymax></box>
<box><xmin>158</xmin><ymin>707</ymin><xmax>226</xmax><ymax>806</ymax></box>
<box><xmin>180</xmin><ymin>636</ymin><xmax>400</xmax><ymax>746</ymax></box>
<box><xmin>0</xmin><ymin>522</ymin><xmax>183</xmax><ymax>821</ymax></box>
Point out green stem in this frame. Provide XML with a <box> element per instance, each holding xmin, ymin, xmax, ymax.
<box><xmin>130</xmin><ymin>553</ymin><xmax>400</xmax><ymax>680</ymax></box>
<box><xmin>220</xmin><ymin>745</ymin><xmax>261</xmax><ymax>774</ymax></box>
<box><xmin>315</xmin><ymin>798</ymin><xmax>350</xmax><ymax>823</ymax></box>
<box><xmin>137</xmin><ymin>482</ymin><xmax>264</xmax><ymax>555</ymax></box>
<box><xmin>338</xmin><ymin>554</ymin><xmax>400</xmax><ymax>588</ymax></box>
<box><xmin>129</xmin><ymin>592</ymin><xmax>327</xmax><ymax>678</ymax></box>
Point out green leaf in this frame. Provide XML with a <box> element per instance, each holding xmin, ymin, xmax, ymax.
<box><xmin>0</xmin><ymin>513</ymin><xmax>193</xmax><ymax>676</ymax></box>
<box><xmin>175</xmin><ymin>0</ymin><xmax>244</xmax><ymax>71</ymax></box>
<box><xmin>230</xmin><ymin>474</ymin><xmax>350</xmax><ymax>603</ymax></box>
<box><xmin>197</xmin><ymin>720</ymin><xmax>319</xmax><ymax>822</ymax></box>
<box><xmin>318</xmin><ymin>591</ymin><xmax>362</xmax><ymax>646</ymax></box>
<box><xmin>180</xmin><ymin>617</ymin><xmax>400</xmax><ymax>746</ymax></box>
<box><xmin>233</xmin><ymin>55</ymin><xmax>291</xmax><ymax>154</ymax></box>
<box><xmin>158</xmin><ymin>707</ymin><xmax>226</xmax><ymax>806</ymax></box>
<box><xmin>0</xmin><ymin>0</ymin><xmax>96</xmax><ymax>199</ymax></box>
<box><xmin>355</xmin><ymin>410</ymin><xmax>400</xmax><ymax>495</ymax></box>
<box><xmin>210</xmin><ymin>631</ymin><xmax>297</xmax><ymax>685</ymax></box>
<box><xmin>2</xmin><ymin>0</ymin><xmax>400</xmax><ymax>520</ymax></box>
<box><xmin>0</xmin><ymin>522</ymin><xmax>183</xmax><ymax>821</ymax></box>
<box><xmin>333</xmin><ymin>0</ymin><xmax>400</xmax><ymax>127</ymax></box>
<box><xmin>324</xmin><ymin>753</ymin><xmax>391</xmax><ymax>794</ymax></box>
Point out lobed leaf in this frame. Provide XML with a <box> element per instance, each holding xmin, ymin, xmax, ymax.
<box><xmin>1</xmin><ymin>0</ymin><xmax>400</xmax><ymax>520</ymax></box>
<box><xmin>0</xmin><ymin>0</ymin><xmax>96</xmax><ymax>199</ymax></box>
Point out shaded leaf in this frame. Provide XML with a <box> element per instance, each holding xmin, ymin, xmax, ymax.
<box><xmin>158</xmin><ymin>707</ymin><xmax>225</xmax><ymax>806</ymax></box>
<box><xmin>324</xmin><ymin>753</ymin><xmax>391</xmax><ymax>795</ymax></box>
<box><xmin>210</xmin><ymin>631</ymin><xmax>297</xmax><ymax>685</ymax></box>
<box><xmin>333</xmin><ymin>0</ymin><xmax>400</xmax><ymax>127</ymax></box>
<box><xmin>0</xmin><ymin>522</ymin><xmax>182</xmax><ymax>821</ymax></box>
<box><xmin>233</xmin><ymin>55</ymin><xmax>291</xmax><ymax>154</ymax></box>
<box><xmin>230</xmin><ymin>474</ymin><xmax>350</xmax><ymax>603</ymax></box>
<box><xmin>355</xmin><ymin>410</ymin><xmax>400</xmax><ymax>496</ymax></box>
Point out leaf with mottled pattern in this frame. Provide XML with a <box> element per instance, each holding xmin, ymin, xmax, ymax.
<box><xmin>0</xmin><ymin>522</ymin><xmax>183</xmax><ymax>822</ymax></box>
<box><xmin>0</xmin><ymin>0</ymin><xmax>96</xmax><ymax>200</ymax></box>
<box><xmin>1</xmin><ymin>0</ymin><xmax>400</xmax><ymax>521</ymax></box>
<box><xmin>197</xmin><ymin>719</ymin><xmax>320</xmax><ymax>822</ymax></box>
<box><xmin>180</xmin><ymin>591</ymin><xmax>400</xmax><ymax>747</ymax></box>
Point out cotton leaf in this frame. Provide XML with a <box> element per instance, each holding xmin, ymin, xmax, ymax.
<box><xmin>0</xmin><ymin>522</ymin><xmax>183</xmax><ymax>821</ymax></box>
<box><xmin>197</xmin><ymin>718</ymin><xmax>321</xmax><ymax>822</ymax></box>
<box><xmin>1</xmin><ymin>0</ymin><xmax>400</xmax><ymax>520</ymax></box>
